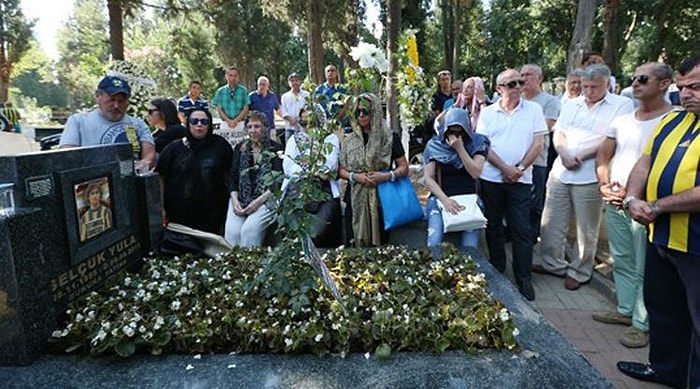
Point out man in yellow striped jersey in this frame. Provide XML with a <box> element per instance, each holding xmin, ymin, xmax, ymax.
<box><xmin>617</xmin><ymin>55</ymin><xmax>700</xmax><ymax>388</ymax></box>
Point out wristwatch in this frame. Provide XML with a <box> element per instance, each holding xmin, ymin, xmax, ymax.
<box><xmin>516</xmin><ymin>164</ymin><xmax>526</xmax><ymax>172</ymax></box>
<box><xmin>622</xmin><ymin>196</ymin><xmax>636</xmax><ymax>210</ymax></box>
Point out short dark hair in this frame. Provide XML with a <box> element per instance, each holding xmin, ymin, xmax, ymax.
<box><xmin>189</xmin><ymin>80</ymin><xmax>202</xmax><ymax>88</ymax></box>
<box><xmin>226</xmin><ymin>66</ymin><xmax>239</xmax><ymax>72</ymax></box>
<box><xmin>245</xmin><ymin>110</ymin><xmax>268</xmax><ymax>128</ymax></box>
<box><xmin>582</xmin><ymin>51</ymin><xmax>603</xmax><ymax>64</ymax></box>
<box><xmin>679</xmin><ymin>56</ymin><xmax>700</xmax><ymax>76</ymax></box>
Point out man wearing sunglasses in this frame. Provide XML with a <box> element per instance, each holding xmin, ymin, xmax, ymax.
<box><xmin>536</xmin><ymin>64</ymin><xmax>634</xmax><ymax>291</ymax></box>
<box><xmin>475</xmin><ymin>69</ymin><xmax>547</xmax><ymax>301</ymax></box>
<box><xmin>59</xmin><ymin>75</ymin><xmax>156</xmax><ymax>168</ymax></box>
<box><xmin>594</xmin><ymin>62</ymin><xmax>674</xmax><ymax>350</ymax></box>
<box><xmin>616</xmin><ymin>55</ymin><xmax>700</xmax><ymax>388</ymax></box>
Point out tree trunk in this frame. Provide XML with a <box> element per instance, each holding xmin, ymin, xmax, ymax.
<box><xmin>441</xmin><ymin>0</ymin><xmax>453</xmax><ymax>72</ymax></box>
<box><xmin>107</xmin><ymin>0</ymin><xmax>124</xmax><ymax>60</ymax></box>
<box><xmin>307</xmin><ymin>0</ymin><xmax>324</xmax><ymax>84</ymax></box>
<box><xmin>602</xmin><ymin>0</ymin><xmax>620</xmax><ymax>74</ymax></box>
<box><xmin>567</xmin><ymin>0</ymin><xmax>596</xmax><ymax>72</ymax></box>
<box><xmin>386</xmin><ymin>0</ymin><xmax>401</xmax><ymax>133</ymax></box>
<box><xmin>451</xmin><ymin>0</ymin><xmax>461</xmax><ymax>77</ymax></box>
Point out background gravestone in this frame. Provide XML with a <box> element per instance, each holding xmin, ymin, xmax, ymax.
<box><xmin>0</xmin><ymin>144</ymin><xmax>162</xmax><ymax>365</ymax></box>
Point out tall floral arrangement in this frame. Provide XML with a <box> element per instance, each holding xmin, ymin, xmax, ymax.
<box><xmin>395</xmin><ymin>30</ymin><xmax>431</xmax><ymax>131</ymax></box>
<box><xmin>108</xmin><ymin>60</ymin><xmax>157</xmax><ymax>119</ymax></box>
<box><xmin>347</xmin><ymin>42</ymin><xmax>389</xmax><ymax>97</ymax></box>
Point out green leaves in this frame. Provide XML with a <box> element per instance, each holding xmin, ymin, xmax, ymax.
<box><xmin>50</xmin><ymin>244</ymin><xmax>519</xmax><ymax>358</ymax></box>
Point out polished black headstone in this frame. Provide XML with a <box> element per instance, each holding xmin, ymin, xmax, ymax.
<box><xmin>0</xmin><ymin>144</ymin><xmax>162</xmax><ymax>365</ymax></box>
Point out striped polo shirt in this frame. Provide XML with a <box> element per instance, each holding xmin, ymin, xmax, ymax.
<box><xmin>645</xmin><ymin>110</ymin><xmax>700</xmax><ymax>254</ymax></box>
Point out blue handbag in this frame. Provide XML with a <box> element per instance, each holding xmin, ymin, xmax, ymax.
<box><xmin>377</xmin><ymin>175</ymin><xmax>424</xmax><ymax>230</ymax></box>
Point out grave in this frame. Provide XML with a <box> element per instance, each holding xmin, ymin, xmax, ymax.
<box><xmin>0</xmin><ymin>250</ymin><xmax>610</xmax><ymax>388</ymax></box>
<box><xmin>0</xmin><ymin>144</ymin><xmax>162</xmax><ymax>365</ymax></box>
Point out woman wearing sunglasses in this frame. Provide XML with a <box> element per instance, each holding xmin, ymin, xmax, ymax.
<box><xmin>225</xmin><ymin>110</ymin><xmax>284</xmax><ymax>247</ymax></box>
<box><xmin>147</xmin><ymin>98</ymin><xmax>187</xmax><ymax>154</ymax></box>
<box><xmin>156</xmin><ymin>107</ymin><xmax>233</xmax><ymax>235</ymax></box>
<box><xmin>339</xmin><ymin>93</ymin><xmax>409</xmax><ymax>247</ymax></box>
<box><xmin>282</xmin><ymin>103</ymin><xmax>342</xmax><ymax>247</ymax></box>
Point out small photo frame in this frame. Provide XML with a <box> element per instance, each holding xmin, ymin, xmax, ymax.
<box><xmin>74</xmin><ymin>177</ymin><xmax>113</xmax><ymax>242</ymax></box>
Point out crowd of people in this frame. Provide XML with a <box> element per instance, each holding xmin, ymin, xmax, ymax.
<box><xmin>55</xmin><ymin>52</ymin><xmax>699</xmax><ymax>388</ymax></box>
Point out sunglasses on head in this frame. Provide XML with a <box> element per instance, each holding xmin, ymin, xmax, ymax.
<box><xmin>189</xmin><ymin>118</ymin><xmax>210</xmax><ymax>126</ymax></box>
<box><xmin>631</xmin><ymin>75</ymin><xmax>650</xmax><ymax>84</ymax></box>
<box><xmin>498</xmin><ymin>80</ymin><xmax>526</xmax><ymax>89</ymax></box>
<box><xmin>355</xmin><ymin>108</ymin><xmax>370</xmax><ymax>118</ymax></box>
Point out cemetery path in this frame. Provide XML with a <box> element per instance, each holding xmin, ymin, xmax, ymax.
<box><xmin>525</xmin><ymin>266</ymin><xmax>666</xmax><ymax>389</ymax></box>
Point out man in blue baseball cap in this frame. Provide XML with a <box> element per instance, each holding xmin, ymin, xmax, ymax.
<box><xmin>59</xmin><ymin>75</ymin><xmax>155</xmax><ymax>167</ymax></box>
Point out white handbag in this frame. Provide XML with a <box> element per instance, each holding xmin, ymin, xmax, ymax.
<box><xmin>437</xmin><ymin>194</ymin><xmax>487</xmax><ymax>233</ymax></box>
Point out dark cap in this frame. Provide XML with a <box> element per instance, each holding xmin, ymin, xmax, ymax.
<box><xmin>98</xmin><ymin>76</ymin><xmax>131</xmax><ymax>96</ymax></box>
<box><xmin>287</xmin><ymin>72</ymin><xmax>300</xmax><ymax>82</ymax></box>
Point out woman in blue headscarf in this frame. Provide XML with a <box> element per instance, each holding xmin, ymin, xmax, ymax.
<box><xmin>423</xmin><ymin>108</ymin><xmax>489</xmax><ymax>251</ymax></box>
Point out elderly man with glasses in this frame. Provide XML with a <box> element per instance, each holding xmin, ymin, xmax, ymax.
<box><xmin>534</xmin><ymin>64</ymin><xmax>634</xmax><ymax>291</ymax></box>
<box><xmin>475</xmin><ymin>69</ymin><xmax>547</xmax><ymax>301</ymax></box>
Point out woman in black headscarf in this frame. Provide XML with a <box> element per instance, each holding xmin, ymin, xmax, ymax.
<box><xmin>156</xmin><ymin>107</ymin><xmax>233</xmax><ymax>234</ymax></box>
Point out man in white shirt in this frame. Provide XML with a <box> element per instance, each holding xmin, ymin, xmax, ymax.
<box><xmin>535</xmin><ymin>64</ymin><xmax>634</xmax><ymax>290</ymax></box>
<box><xmin>280</xmin><ymin>73</ymin><xmax>310</xmax><ymax>143</ymax></box>
<box><xmin>476</xmin><ymin>68</ymin><xmax>546</xmax><ymax>301</ymax></box>
<box><xmin>593</xmin><ymin>62</ymin><xmax>674</xmax><ymax>348</ymax></box>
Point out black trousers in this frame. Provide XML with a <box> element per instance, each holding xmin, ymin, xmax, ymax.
<box><xmin>645</xmin><ymin>243</ymin><xmax>700</xmax><ymax>388</ymax></box>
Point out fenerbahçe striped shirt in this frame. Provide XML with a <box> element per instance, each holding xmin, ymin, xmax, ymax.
<box><xmin>644</xmin><ymin>110</ymin><xmax>700</xmax><ymax>254</ymax></box>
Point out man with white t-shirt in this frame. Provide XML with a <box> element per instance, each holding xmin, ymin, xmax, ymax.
<box><xmin>534</xmin><ymin>64</ymin><xmax>634</xmax><ymax>291</ymax></box>
<box><xmin>476</xmin><ymin>68</ymin><xmax>546</xmax><ymax>301</ymax></box>
<box><xmin>280</xmin><ymin>73</ymin><xmax>310</xmax><ymax>143</ymax></box>
<box><xmin>593</xmin><ymin>62</ymin><xmax>674</xmax><ymax>348</ymax></box>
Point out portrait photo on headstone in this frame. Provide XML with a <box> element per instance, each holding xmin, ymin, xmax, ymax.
<box><xmin>74</xmin><ymin>177</ymin><xmax>113</xmax><ymax>242</ymax></box>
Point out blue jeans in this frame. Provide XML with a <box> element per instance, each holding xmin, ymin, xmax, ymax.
<box><xmin>426</xmin><ymin>196</ymin><xmax>480</xmax><ymax>253</ymax></box>
<box><xmin>480</xmin><ymin>180</ymin><xmax>533</xmax><ymax>287</ymax></box>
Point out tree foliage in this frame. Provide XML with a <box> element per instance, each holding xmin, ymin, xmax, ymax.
<box><xmin>0</xmin><ymin>0</ymin><xmax>34</xmax><ymax>102</ymax></box>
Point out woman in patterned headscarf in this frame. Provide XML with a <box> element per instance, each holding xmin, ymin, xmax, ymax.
<box><xmin>338</xmin><ymin>93</ymin><xmax>409</xmax><ymax>247</ymax></box>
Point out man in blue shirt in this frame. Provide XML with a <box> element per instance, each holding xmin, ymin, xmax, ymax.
<box><xmin>314</xmin><ymin>64</ymin><xmax>347</xmax><ymax>120</ymax></box>
<box><xmin>177</xmin><ymin>80</ymin><xmax>208</xmax><ymax>123</ymax></box>
<box><xmin>248</xmin><ymin>76</ymin><xmax>281</xmax><ymax>132</ymax></box>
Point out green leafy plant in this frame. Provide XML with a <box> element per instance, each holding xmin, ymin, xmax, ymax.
<box><xmin>50</xmin><ymin>244</ymin><xmax>519</xmax><ymax>358</ymax></box>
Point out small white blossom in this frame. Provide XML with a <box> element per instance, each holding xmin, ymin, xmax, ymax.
<box><xmin>314</xmin><ymin>333</ymin><xmax>323</xmax><ymax>342</ymax></box>
<box><xmin>185</xmin><ymin>364</ymin><xmax>194</xmax><ymax>371</ymax></box>
<box><xmin>122</xmin><ymin>325</ymin><xmax>135</xmax><ymax>337</ymax></box>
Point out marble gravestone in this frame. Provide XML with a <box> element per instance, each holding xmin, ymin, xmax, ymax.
<box><xmin>0</xmin><ymin>144</ymin><xmax>162</xmax><ymax>365</ymax></box>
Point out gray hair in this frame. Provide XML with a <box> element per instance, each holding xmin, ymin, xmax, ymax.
<box><xmin>647</xmin><ymin>62</ymin><xmax>674</xmax><ymax>81</ymax></box>
<box><xmin>582</xmin><ymin>64</ymin><xmax>611</xmax><ymax>81</ymax></box>
<box><xmin>567</xmin><ymin>68</ymin><xmax>584</xmax><ymax>79</ymax></box>
<box><xmin>257</xmin><ymin>76</ymin><xmax>269</xmax><ymax>85</ymax></box>
<box><xmin>522</xmin><ymin>64</ymin><xmax>543</xmax><ymax>79</ymax></box>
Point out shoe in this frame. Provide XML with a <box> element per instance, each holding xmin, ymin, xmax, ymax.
<box><xmin>519</xmin><ymin>279</ymin><xmax>535</xmax><ymax>301</ymax></box>
<box><xmin>616</xmin><ymin>361</ymin><xmax>685</xmax><ymax>388</ymax></box>
<box><xmin>531</xmin><ymin>264</ymin><xmax>564</xmax><ymax>278</ymax></box>
<box><xmin>564</xmin><ymin>276</ymin><xmax>580</xmax><ymax>290</ymax></box>
<box><xmin>591</xmin><ymin>310</ymin><xmax>632</xmax><ymax>325</ymax></box>
<box><xmin>619</xmin><ymin>326</ymin><xmax>649</xmax><ymax>348</ymax></box>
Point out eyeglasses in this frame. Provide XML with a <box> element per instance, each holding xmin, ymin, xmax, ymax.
<box><xmin>246</xmin><ymin>123</ymin><xmax>263</xmax><ymax>129</ymax></box>
<box><xmin>631</xmin><ymin>75</ymin><xmax>650</xmax><ymax>85</ymax></box>
<box><xmin>188</xmin><ymin>118</ymin><xmax>210</xmax><ymax>126</ymax></box>
<box><xmin>147</xmin><ymin>108</ymin><xmax>159</xmax><ymax>114</ymax></box>
<box><xmin>355</xmin><ymin>108</ymin><xmax>370</xmax><ymax>118</ymax></box>
<box><xmin>498</xmin><ymin>80</ymin><xmax>526</xmax><ymax>89</ymax></box>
